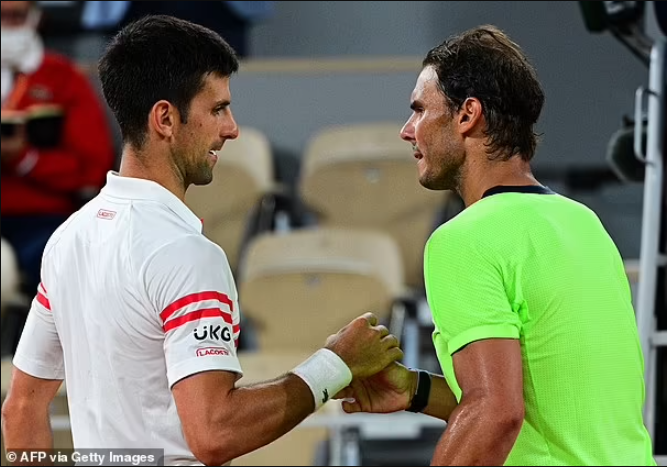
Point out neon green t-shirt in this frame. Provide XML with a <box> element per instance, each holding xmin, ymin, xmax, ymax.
<box><xmin>425</xmin><ymin>187</ymin><xmax>656</xmax><ymax>466</ymax></box>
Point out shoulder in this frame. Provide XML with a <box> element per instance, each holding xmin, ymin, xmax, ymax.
<box><xmin>41</xmin><ymin>210</ymin><xmax>84</xmax><ymax>258</ymax></box>
<box><xmin>142</xmin><ymin>232</ymin><xmax>231</xmax><ymax>279</ymax></box>
<box><xmin>141</xmin><ymin>233</ymin><xmax>237</xmax><ymax>311</ymax></box>
<box><xmin>424</xmin><ymin>221</ymin><xmax>495</xmax><ymax>282</ymax></box>
<box><xmin>164</xmin><ymin>234</ymin><xmax>228</xmax><ymax>261</ymax></box>
<box><xmin>424</xmin><ymin>198</ymin><xmax>516</xmax><ymax>270</ymax></box>
<box><xmin>426</xmin><ymin>204</ymin><xmax>492</xmax><ymax>253</ymax></box>
<box><xmin>125</xmin><ymin>203</ymin><xmax>216</xmax><ymax>258</ymax></box>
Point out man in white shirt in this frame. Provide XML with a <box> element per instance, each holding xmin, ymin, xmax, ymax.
<box><xmin>1</xmin><ymin>15</ymin><xmax>403</xmax><ymax>466</ymax></box>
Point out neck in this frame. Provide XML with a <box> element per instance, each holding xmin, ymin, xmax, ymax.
<box><xmin>457</xmin><ymin>153</ymin><xmax>540</xmax><ymax>207</ymax></box>
<box><xmin>118</xmin><ymin>144</ymin><xmax>188</xmax><ymax>202</ymax></box>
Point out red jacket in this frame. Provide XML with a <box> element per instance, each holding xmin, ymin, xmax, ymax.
<box><xmin>1</xmin><ymin>52</ymin><xmax>114</xmax><ymax>216</ymax></box>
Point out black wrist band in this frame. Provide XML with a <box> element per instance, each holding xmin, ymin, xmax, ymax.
<box><xmin>406</xmin><ymin>370</ymin><xmax>431</xmax><ymax>413</ymax></box>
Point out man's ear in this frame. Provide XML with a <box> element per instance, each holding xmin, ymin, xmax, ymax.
<box><xmin>149</xmin><ymin>100</ymin><xmax>177</xmax><ymax>140</ymax></box>
<box><xmin>457</xmin><ymin>97</ymin><xmax>483</xmax><ymax>135</ymax></box>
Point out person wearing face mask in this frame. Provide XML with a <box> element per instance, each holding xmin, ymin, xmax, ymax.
<box><xmin>1</xmin><ymin>1</ymin><xmax>114</xmax><ymax>306</ymax></box>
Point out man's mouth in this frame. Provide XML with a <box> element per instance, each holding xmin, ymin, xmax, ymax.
<box><xmin>209</xmin><ymin>143</ymin><xmax>224</xmax><ymax>158</ymax></box>
<box><xmin>412</xmin><ymin>144</ymin><xmax>422</xmax><ymax>159</ymax></box>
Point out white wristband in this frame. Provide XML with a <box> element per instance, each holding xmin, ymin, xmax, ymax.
<box><xmin>291</xmin><ymin>348</ymin><xmax>353</xmax><ymax>411</ymax></box>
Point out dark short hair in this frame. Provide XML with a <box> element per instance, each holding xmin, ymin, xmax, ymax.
<box><xmin>424</xmin><ymin>25</ymin><xmax>545</xmax><ymax>161</ymax></box>
<box><xmin>98</xmin><ymin>15</ymin><xmax>239</xmax><ymax>149</ymax></box>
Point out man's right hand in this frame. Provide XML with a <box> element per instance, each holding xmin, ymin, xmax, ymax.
<box><xmin>325</xmin><ymin>312</ymin><xmax>403</xmax><ymax>379</ymax></box>
<box><xmin>334</xmin><ymin>362</ymin><xmax>417</xmax><ymax>414</ymax></box>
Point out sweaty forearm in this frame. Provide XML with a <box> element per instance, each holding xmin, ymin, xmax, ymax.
<box><xmin>180</xmin><ymin>348</ymin><xmax>355</xmax><ymax>466</ymax></box>
<box><xmin>430</xmin><ymin>397</ymin><xmax>522</xmax><ymax>466</ymax></box>
<box><xmin>422</xmin><ymin>374</ymin><xmax>458</xmax><ymax>422</ymax></box>
<box><xmin>202</xmin><ymin>374</ymin><xmax>316</xmax><ymax>464</ymax></box>
<box><xmin>2</xmin><ymin>405</ymin><xmax>53</xmax><ymax>463</ymax></box>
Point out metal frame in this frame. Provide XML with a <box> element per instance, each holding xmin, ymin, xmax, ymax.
<box><xmin>634</xmin><ymin>37</ymin><xmax>665</xmax><ymax>450</ymax></box>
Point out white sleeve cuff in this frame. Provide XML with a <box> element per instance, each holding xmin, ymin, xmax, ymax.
<box><xmin>168</xmin><ymin>355</ymin><xmax>243</xmax><ymax>389</ymax></box>
<box><xmin>12</xmin><ymin>353</ymin><xmax>65</xmax><ymax>380</ymax></box>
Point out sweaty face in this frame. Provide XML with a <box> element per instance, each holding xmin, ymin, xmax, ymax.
<box><xmin>400</xmin><ymin>66</ymin><xmax>465</xmax><ymax>191</ymax></box>
<box><xmin>172</xmin><ymin>73</ymin><xmax>239</xmax><ymax>186</ymax></box>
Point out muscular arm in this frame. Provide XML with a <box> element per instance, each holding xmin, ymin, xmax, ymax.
<box><xmin>431</xmin><ymin>339</ymin><xmax>524</xmax><ymax>466</ymax></box>
<box><xmin>2</xmin><ymin>368</ymin><xmax>63</xmax><ymax>457</ymax></box>
<box><xmin>3</xmin><ymin>285</ymin><xmax>64</xmax><ymax>461</ymax></box>
<box><xmin>150</xmin><ymin>235</ymin><xmax>310</xmax><ymax>466</ymax></box>
<box><xmin>152</xmin><ymin>239</ymin><xmax>402</xmax><ymax>466</ymax></box>
<box><xmin>421</xmin><ymin>373</ymin><xmax>458</xmax><ymax>422</ymax></box>
<box><xmin>173</xmin><ymin>371</ymin><xmax>315</xmax><ymax>466</ymax></box>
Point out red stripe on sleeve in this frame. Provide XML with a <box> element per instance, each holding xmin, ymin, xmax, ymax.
<box><xmin>163</xmin><ymin>308</ymin><xmax>233</xmax><ymax>333</ymax></box>
<box><xmin>37</xmin><ymin>292</ymin><xmax>51</xmax><ymax>311</ymax></box>
<box><xmin>160</xmin><ymin>291</ymin><xmax>233</xmax><ymax>323</ymax></box>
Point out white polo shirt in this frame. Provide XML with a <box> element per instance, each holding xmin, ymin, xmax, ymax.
<box><xmin>13</xmin><ymin>172</ymin><xmax>243</xmax><ymax>466</ymax></box>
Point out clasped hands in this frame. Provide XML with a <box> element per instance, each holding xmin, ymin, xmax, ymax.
<box><xmin>324</xmin><ymin>312</ymin><xmax>419</xmax><ymax>415</ymax></box>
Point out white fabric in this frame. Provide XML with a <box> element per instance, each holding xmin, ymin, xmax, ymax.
<box><xmin>13</xmin><ymin>172</ymin><xmax>242</xmax><ymax>465</ymax></box>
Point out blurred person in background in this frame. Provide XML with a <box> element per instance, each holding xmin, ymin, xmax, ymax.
<box><xmin>82</xmin><ymin>1</ymin><xmax>275</xmax><ymax>57</ymax></box>
<box><xmin>1</xmin><ymin>0</ymin><xmax>114</xmax><ymax>300</ymax></box>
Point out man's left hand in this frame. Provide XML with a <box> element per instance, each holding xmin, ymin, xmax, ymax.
<box><xmin>334</xmin><ymin>362</ymin><xmax>417</xmax><ymax>414</ymax></box>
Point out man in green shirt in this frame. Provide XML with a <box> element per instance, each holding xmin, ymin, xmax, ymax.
<box><xmin>335</xmin><ymin>25</ymin><xmax>656</xmax><ymax>466</ymax></box>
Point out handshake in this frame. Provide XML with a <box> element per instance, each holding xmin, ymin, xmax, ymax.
<box><xmin>294</xmin><ymin>312</ymin><xmax>420</xmax><ymax>416</ymax></box>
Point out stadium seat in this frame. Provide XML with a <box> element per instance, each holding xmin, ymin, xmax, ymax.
<box><xmin>298</xmin><ymin>122</ymin><xmax>453</xmax><ymax>290</ymax></box>
<box><xmin>232</xmin><ymin>351</ymin><xmax>335</xmax><ymax>466</ymax></box>
<box><xmin>1</xmin><ymin>360</ymin><xmax>11</xmax><ymax>394</ymax></box>
<box><xmin>0</xmin><ymin>238</ymin><xmax>20</xmax><ymax>319</ymax></box>
<box><xmin>238</xmin><ymin>227</ymin><xmax>406</xmax><ymax>353</ymax></box>
<box><xmin>186</xmin><ymin>127</ymin><xmax>277</xmax><ymax>273</ymax></box>
<box><xmin>236</xmin><ymin>227</ymin><xmax>438</xmax><ymax>465</ymax></box>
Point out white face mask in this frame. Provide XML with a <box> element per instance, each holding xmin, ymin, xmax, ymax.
<box><xmin>1</xmin><ymin>10</ymin><xmax>42</xmax><ymax>69</ymax></box>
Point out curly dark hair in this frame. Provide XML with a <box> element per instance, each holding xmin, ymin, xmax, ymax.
<box><xmin>423</xmin><ymin>25</ymin><xmax>545</xmax><ymax>161</ymax></box>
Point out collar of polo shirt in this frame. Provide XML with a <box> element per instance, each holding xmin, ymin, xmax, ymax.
<box><xmin>101</xmin><ymin>171</ymin><xmax>203</xmax><ymax>233</ymax></box>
